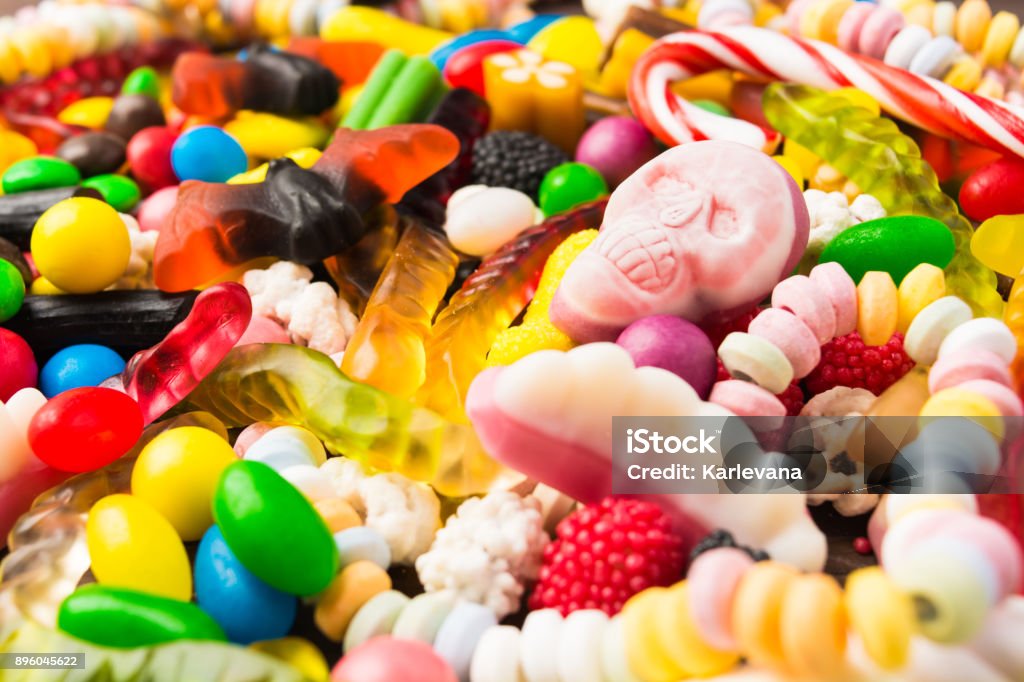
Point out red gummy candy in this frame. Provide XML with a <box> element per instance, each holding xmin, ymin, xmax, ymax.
<box><xmin>27</xmin><ymin>387</ymin><xmax>143</xmax><ymax>472</ymax></box>
<box><xmin>119</xmin><ymin>282</ymin><xmax>252</xmax><ymax>425</ymax></box>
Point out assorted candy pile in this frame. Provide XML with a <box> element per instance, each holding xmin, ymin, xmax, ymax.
<box><xmin>3</xmin><ymin>0</ymin><xmax>1024</xmax><ymax>680</ymax></box>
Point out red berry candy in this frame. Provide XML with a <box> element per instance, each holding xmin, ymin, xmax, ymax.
<box><xmin>700</xmin><ymin>307</ymin><xmax>759</xmax><ymax>348</ymax></box>
<box><xmin>530</xmin><ymin>497</ymin><xmax>685</xmax><ymax>616</ymax></box>
<box><xmin>28</xmin><ymin>387</ymin><xmax>143</xmax><ymax>473</ymax></box>
<box><xmin>0</xmin><ymin>328</ymin><xmax>37</xmax><ymax>401</ymax></box>
<box><xmin>804</xmin><ymin>331</ymin><xmax>914</xmax><ymax>396</ymax></box>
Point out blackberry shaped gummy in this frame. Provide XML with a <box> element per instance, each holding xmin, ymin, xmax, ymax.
<box><xmin>471</xmin><ymin>131</ymin><xmax>568</xmax><ymax>200</ymax></box>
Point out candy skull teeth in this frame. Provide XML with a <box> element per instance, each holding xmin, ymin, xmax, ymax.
<box><xmin>551</xmin><ymin>140</ymin><xmax>809</xmax><ymax>342</ymax></box>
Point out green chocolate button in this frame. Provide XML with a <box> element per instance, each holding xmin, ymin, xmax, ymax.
<box><xmin>1</xmin><ymin>156</ymin><xmax>81</xmax><ymax>195</ymax></box>
<box><xmin>122</xmin><ymin>66</ymin><xmax>161</xmax><ymax>100</ymax></box>
<box><xmin>539</xmin><ymin>162</ymin><xmax>609</xmax><ymax>216</ymax></box>
<box><xmin>82</xmin><ymin>174</ymin><xmax>142</xmax><ymax>212</ymax></box>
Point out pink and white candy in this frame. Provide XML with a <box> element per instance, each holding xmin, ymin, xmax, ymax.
<box><xmin>628</xmin><ymin>26</ymin><xmax>1024</xmax><ymax>159</ymax></box>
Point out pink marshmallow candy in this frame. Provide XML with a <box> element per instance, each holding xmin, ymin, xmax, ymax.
<box><xmin>859</xmin><ymin>6</ymin><xmax>906</xmax><ymax>60</ymax></box>
<box><xmin>709</xmin><ymin>379</ymin><xmax>786</xmax><ymax>431</ymax></box>
<box><xmin>837</xmin><ymin>2</ymin><xmax>875</xmax><ymax>53</ymax></box>
<box><xmin>927</xmin><ymin>349</ymin><xmax>1012</xmax><ymax>394</ymax></box>
<box><xmin>771</xmin><ymin>275</ymin><xmax>837</xmax><ymax>344</ymax></box>
<box><xmin>747</xmin><ymin>308</ymin><xmax>821</xmax><ymax>379</ymax></box>
<box><xmin>809</xmin><ymin>262</ymin><xmax>858</xmax><ymax>337</ymax></box>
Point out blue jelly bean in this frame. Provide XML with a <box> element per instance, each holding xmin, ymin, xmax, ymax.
<box><xmin>504</xmin><ymin>15</ymin><xmax>564</xmax><ymax>44</ymax></box>
<box><xmin>194</xmin><ymin>525</ymin><xmax>297</xmax><ymax>644</ymax></box>
<box><xmin>335</xmin><ymin>526</ymin><xmax>391</xmax><ymax>570</ymax></box>
<box><xmin>39</xmin><ymin>344</ymin><xmax>125</xmax><ymax>397</ymax></box>
<box><xmin>430</xmin><ymin>30</ymin><xmax>515</xmax><ymax>70</ymax></box>
<box><xmin>171</xmin><ymin>126</ymin><xmax>248</xmax><ymax>183</ymax></box>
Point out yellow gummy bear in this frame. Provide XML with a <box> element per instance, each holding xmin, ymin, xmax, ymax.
<box><xmin>486</xmin><ymin>229</ymin><xmax>597</xmax><ymax>366</ymax></box>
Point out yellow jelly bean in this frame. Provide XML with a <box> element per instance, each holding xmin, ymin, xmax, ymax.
<box><xmin>857</xmin><ymin>271</ymin><xmax>899</xmax><ymax>346</ymax></box>
<box><xmin>251</xmin><ymin>637</ymin><xmax>329</xmax><ymax>681</ymax></box>
<box><xmin>31</xmin><ymin>197</ymin><xmax>131</xmax><ymax>294</ymax></box>
<box><xmin>527</xmin><ymin>16</ymin><xmax>603</xmax><ymax>83</ymax></box>
<box><xmin>57</xmin><ymin>97</ymin><xmax>116</xmax><ymax>130</ymax></box>
<box><xmin>29</xmin><ymin>276</ymin><xmax>64</xmax><ymax>296</ymax></box>
<box><xmin>0</xmin><ymin>130</ymin><xmax>37</xmax><ymax>176</ymax></box>
<box><xmin>783</xmin><ymin>138</ymin><xmax>822</xmax><ymax>181</ymax></box>
<box><xmin>228</xmin><ymin>147</ymin><xmax>323</xmax><ymax>184</ymax></box>
<box><xmin>655</xmin><ymin>583</ymin><xmax>738</xmax><ymax>677</ymax></box>
<box><xmin>86</xmin><ymin>493</ymin><xmax>193</xmax><ymax>601</ymax></box>
<box><xmin>832</xmin><ymin>87</ymin><xmax>881</xmax><ymax>116</ymax></box>
<box><xmin>224</xmin><ymin>112</ymin><xmax>330</xmax><ymax>161</ymax></box>
<box><xmin>919</xmin><ymin>388</ymin><xmax>1005</xmax><ymax>441</ymax></box>
<box><xmin>321</xmin><ymin>7</ymin><xmax>452</xmax><ymax>55</ymax></box>
<box><xmin>897</xmin><ymin>263</ymin><xmax>946</xmax><ymax>333</ymax></box>
<box><xmin>132</xmin><ymin>427</ymin><xmax>238</xmax><ymax>541</ymax></box>
<box><xmin>622</xmin><ymin>588</ymin><xmax>687</xmax><ymax>682</ymax></box>
<box><xmin>845</xmin><ymin>567</ymin><xmax>915</xmax><ymax>670</ymax></box>
<box><xmin>772</xmin><ymin>154</ymin><xmax>804</xmax><ymax>188</ymax></box>
<box><xmin>731</xmin><ymin>561</ymin><xmax>799</xmax><ymax>669</ymax></box>
<box><xmin>971</xmin><ymin>214</ymin><xmax>1024</xmax><ymax>277</ymax></box>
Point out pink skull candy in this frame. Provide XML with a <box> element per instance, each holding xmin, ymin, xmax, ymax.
<box><xmin>550</xmin><ymin>140</ymin><xmax>809</xmax><ymax>342</ymax></box>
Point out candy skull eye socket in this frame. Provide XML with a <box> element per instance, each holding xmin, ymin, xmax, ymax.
<box><xmin>658</xmin><ymin>194</ymin><xmax>705</xmax><ymax>227</ymax></box>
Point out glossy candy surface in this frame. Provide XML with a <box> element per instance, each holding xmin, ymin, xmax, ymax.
<box><xmin>820</xmin><ymin>215</ymin><xmax>956</xmax><ymax>286</ymax></box>
<box><xmin>27</xmin><ymin>386</ymin><xmax>142</xmax><ymax>472</ymax></box>
<box><xmin>38</xmin><ymin>343</ymin><xmax>125</xmax><ymax>397</ymax></box>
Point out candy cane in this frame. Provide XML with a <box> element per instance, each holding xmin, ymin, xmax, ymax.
<box><xmin>629</xmin><ymin>25</ymin><xmax>1024</xmax><ymax>159</ymax></box>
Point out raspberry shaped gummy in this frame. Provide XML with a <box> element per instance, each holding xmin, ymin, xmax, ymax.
<box><xmin>471</xmin><ymin>131</ymin><xmax>568</xmax><ymax>200</ymax></box>
<box><xmin>804</xmin><ymin>331</ymin><xmax>914</xmax><ymax>396</ymax></box>
<box><xmin>529</xmin><ymin>497</ymin><xmax>685</xmax><ymax>616</ymax></box>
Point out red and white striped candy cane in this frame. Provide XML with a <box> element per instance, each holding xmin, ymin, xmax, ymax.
<box><xmin>629</xmin><ymin>25</ymin><xmax>1024</xmax><ymax>159</ymax></box>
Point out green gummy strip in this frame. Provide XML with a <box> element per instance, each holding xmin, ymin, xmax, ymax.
<box><xmin>342</xmin><ymin>49</ymin><xmax>409</xmax><ymax>130</ymax></box>
<box><xmin>365</xmin><ymin>56</ymin><xmax>446</xmax><ymax>129</ymax></box>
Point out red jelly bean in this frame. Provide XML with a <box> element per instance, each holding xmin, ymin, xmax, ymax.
<box><xmin>443</xmin><ymin>40</ymin><xmax>522</xmax><ymax>97</ymax></box>
<box><xmin>960</xmin><ymin>156</ymin><xmax>1024</xmax><ymax>222</ymax></box>
<box><xmin>127</xmin><ymin>126</ymin><xmax>179</xmax><ymax>192</ymax></box>
<box><xmin>28</xmin><ymin>387</ymin><xmax>143</xmax><ymax>472</ymax></box>
<box><xmin>0</xmin><ymin>328</ymin><xmax>37</xmax><ymax>401</ymax></box>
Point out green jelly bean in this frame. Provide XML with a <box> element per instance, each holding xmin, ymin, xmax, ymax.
<box><xmin>692</xmin><ymin>99</ymin><xmax>731</xmax><ymax>117</ymax></box>
<box><xmin>1</xmin><ymin>157</ymin><xmax>81</xmax><ymax>195</ymax></box>
<box><xmin>122</xmin><ymin>66</ymin><xmax>161</xmax><ymax>100</ymax></box>
<box><xmin>82</xmin><ymin>174</ymin><xmax>142</xmax><ymax>212</ymax></box>
<box><xmin>213</xmin><ymin>460</ymin><xmax>339</xmax><ymax>596</ymax></box>
<box><xmin>58</xmin><ymin>584</ymin><xmax>226</xmax><ymax>648</ymax></box>
<box><xmin>539</xmin><ymin>162</ymin><xmax>609</xmax><ymax>216</ymax></box>
<box><xmin>819</xmin><ymin>215</ymin><xmax>956</xmax><ymax>285</ymax></box>
<box><xmin>0</xmin><ymin>258</ymin><xmax>25</xmax><ymax>322</ymax></box>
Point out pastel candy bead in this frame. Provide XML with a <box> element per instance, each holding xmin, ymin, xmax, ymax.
<box><xmin>335</xmin><ymin>526</ymin><xmax>392</xmax><ymax>570</ymax></box>
<box><xmin>58</xmin><ymin>584</ymin><xmax>225</xmax><ymax>648</ymax></box>
<box><xmin>616</xmin><ymin>315</ymin><xmax>717</xmax><ymax>398</ymax></box>
<box><xmin>904</xmin><ymin>296</ymin><xmax>972</xmax><ymax>366</ymax></box>
<box><xmin>213</xmin><ymin>461</ymin><xmax>339</xmax><ymax>596</ymax></box>
<box><xmin>30</xmin><ymin>197</ymin><xmax>131</xmax><ymax>294</ymax></box>
<box><xmin>655</xmin><ymin>583</ymin><xmax>738</xmax><ymax>677</ymax></box>
<box><xmin>772</xmin><ymin>275</ymin><xmax>836</xmax><ymax>343</ymax></box>
<box><xmin>471</xmin><ymin>625</ymin><xmax>524</xmax><ymax>682</ymax></box>
<box><xmin>938</xmin><ymin>317</ymin><xmax>1017</xmax><ymax>364</ymax></box>
<box><xmin>779</xmin><ymin>574</ymin><xmax>846</xmax><ymax>678</ymax></box>
<box><xmin>981</xmin><ymin>11</ymin><xmax>1019</xmax><ymax>67</ymax></box>
<box><xmin>556</xmin><ymin>610</ymin><xmax>609</xmax><ymax>682</ymax></box>
<box><xmin>718</xmin><ymin>332</ymin><xmax>794</xmax><ymax>394</ymax></box>
<box><xmin>392</xmin><ymin>590</ymin><xmax>457</xmax><ymax>643</ymax></box>
<box><xmin>2</xmin><ymin>156</ymin><xmax>81</xmax><ymax>195</ymax></box>
<box><xmin>623</xmin><ymin>588</ymin><xmax>686</xmax><ymax>682</ymax></box>
<box><xmin>86</xmin><ymin>493</ymin><xmax>193</xmax><ymax>601</ymax></box>
<box><xmin>194</xmin><ymin>524</ymin><xmax>297</xmax><ymax>644</ymax></box>
<box><xmin>709</xmin><ymin>380</ymin><xmax>787</xmax><ymax>430</ymax></box>
<box><xmin>885</xmin><ymin>25</ymin><xmax>932</xmax><ymax>70</ymax></box>
<box><xmin>919</xmin><ymin>388</ymin><xmax>1004</xmax><ymax>441</ymax></box>
<box><xmin>933</xmin><ymin>0</ymin><xmax>956</xmax><ymax>35</ymax></box>
<box><xmin>247</xmin><ymin>426</ymin><xmax>327</xmax><ymax>467</ymax></box>
<box><xmin>518</xmin><ymin>607</ymin><xmax>564</xmax><ymax>682</ymax></box>
<box><xmin>908</xmin><ymin>35</ymin><xmax>961</xmax><ymax>77</ymax></box>
<box><xmin>434</xmin><ymin>601</ymin><xmax>498</xmax><ymax>682</ymax></box>
<box><xmin>313</xmin><ymin>497</ymin><xmax>361</xmax><ymax>534</ymax></box>
<box><xmin>888</xmin><ymin>540</ymin><xmax>994</xmax><ymax>643</ymax></box>
<box><xmin>838</xmin><ymin>2</ymin><xmax>875</xmax><ymax>51</ymax></box>
<box><xmin>748</xmin><ymin>308</ymin><xmax>820</xmax><ymax>379</ymax></box>
<box><xmin>687</xmin><ymin>547</ymin><xmax>755</xmax><ymax>651</ymax></box>
<box><xmin>331</xmin><ymin>637</ymin><xmax>458</xmax><ymax>682</ymax></box>
<box><xmin>897</xmin><ymin>263</ymin><xmax>945</xmax><ymax>334</ymax></box>
<box><xmin>956</xmin><ymin>0</ymin><xmax>992</xmax><ymax>52</ymax></box>
<box><xmin>602</xmin><ymin>615</ymin><xmax>643</xmax><ymax>682</ymax></box>
<box><xmin>344</xmin><ymin>590</ymin><xmax>411</xmax><ymax>652</ymax></box>
<box><xmin>809</xmin><ymin>262</ymin><xmax>858</xmax><ymax>337</ymax></box>
<box><xmin>171</xmin><ymin>125</ymin><xmax>248</xmax><ymax>183</ymax></box>
<box><xmin>132</xmin><ymin>426</ymin><xmax>238</xmax><ymax>541</ymax></box>
<box><xmin>315</xmin><ymin>560</ymin><xmax>392</xmax><ymax>641</ymax></box>
<box><xmin>731</xmin><ymin>561</ymin><xmax>799</xmax><ymax>669</ymax></box>
<box><xmin>857</xmin><ymin>271</ymin><xmax>899</xmax><ymax>346</ymax></box>
<box><xmin>956</xmin><ymin>379</ymin><xmax>1024</xmax><ymax>418</ymax></box>
<box><xmin>845</xmin><ymin>567</ymin><xmax>915</xmax><ymax>670</ymax></box>
<box><xmin>860</xmin><ymin>6</ymin><xmax>907</xmax><ymax>60</ymax></box>
<box><xmin>444</xmin><ymin>185</ymin><xmax>538</xmax><ymax>256</ymax></box>
<box><xmin>928</xmin><ymin>350</ymin><xmax>1012</xmax><ymax>393</ymax></box>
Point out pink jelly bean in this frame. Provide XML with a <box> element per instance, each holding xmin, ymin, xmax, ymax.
<box><xmin>119</xmin><ymin>281</ymin><xmax>252</xmax><ymax>425</ymax></box>
<box><xmin>137</xmin><ymin>185</ymin><xmax>180</xmax><ymax>232</ymax></box>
